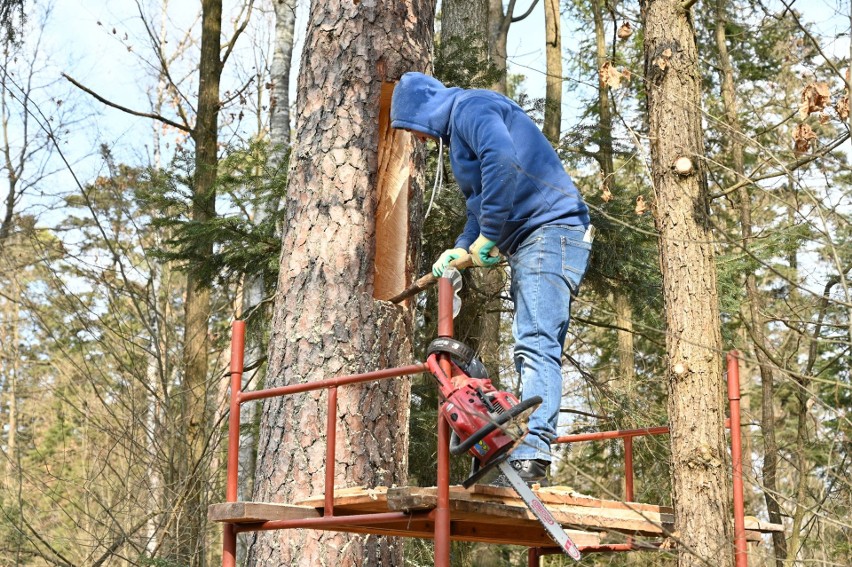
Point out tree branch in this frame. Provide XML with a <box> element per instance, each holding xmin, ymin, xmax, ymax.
<box><xmin>222</xmin><ymin>0</ymin><xmax>255</xmax><ymax>66</ymax></box>
<box><xmin>62</xmin><ymin>73</ymin><xmax>192</xmax><ymax>133</ymax></box>
<box><xmin>511</xmin><ymin>0</ymin><xmax>540</xmax><ymax>23</ymax></box>
<box><xmin>501</xmin><ymin>0</ymin><xmax>519</xmax><ymax>35</ymax></box>
<box><xmin>681</xmin><ymin>0</ymin><xmax>699</xmax><ymax>9</ymax></box>
<box><xmin>710</xmin><ymin>132</ymin><xmax>850</xmax><ymax>199</ymax></box>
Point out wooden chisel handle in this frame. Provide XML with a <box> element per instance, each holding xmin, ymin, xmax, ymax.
<box><xmin>388</xmin><ymin>255</ymin><xmax>474</xmax><ymax>304</ymax></box>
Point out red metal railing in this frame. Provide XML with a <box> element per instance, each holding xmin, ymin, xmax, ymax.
<box><xmin>528</xmin><ymin>351</ymin><xmax>748</xmax><ymax>565</ymax></box>
<box><xmin>220</xmin><ymin>282</ymin><xmax>749</xmax><ymax>567</ymax></box>
<box><xmin>221</xmin><ymin>278</ymin><xmax>456</xmax><ymax>567</ymax></box>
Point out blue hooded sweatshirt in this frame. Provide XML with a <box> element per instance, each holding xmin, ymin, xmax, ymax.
<box><xmin>390</xmin><ymin>72</ymin><xmax>589</xmax><ymax>255</ymax></box>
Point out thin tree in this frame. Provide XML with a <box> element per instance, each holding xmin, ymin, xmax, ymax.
<box><xmin>487</xmin><ymin>0</ymin><xmax>540</xmax><ymax>93</ymax></box>
<box><xmin>591</xmin><ymin>0</ymin><xmax>637</xmax><ymax>390</ymax></box>
<box><xmin>543</xmin><ymin>0</ymin><xmax>561</xmax><ymax>143</ymax></box>
<box><xmin>234</xmin><ymin>2</ymin><xmax>296</xmax><ymax>562</ymax></box>
<box><xmin>712</xmin><ymin>0</ymin><xmax>785</xmax><ymax>563</ymax></box>
<box><xmin>173</xmin><ymin>1</ymin><xmax>225</xmax><ymax>561</ymax></box>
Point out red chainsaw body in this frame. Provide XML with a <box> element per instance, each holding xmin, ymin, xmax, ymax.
<box><xmin>426</xmin><ymin>353</ymin><xmax>521</xmax><ymax>465</ymax></box>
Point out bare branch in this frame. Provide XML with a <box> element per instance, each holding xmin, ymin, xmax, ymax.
<box><xmin>134</xmin><ymin>0</ymin><xmax>196</xmax><ymax>125</ymax></box>
<box><xmin>62</xmin><ymin>73</ymin><xmax>191</xmax><ymax>133</ymax></box>
<box><xmin>222</xmin><ymin>0</ymin><xmax>255</xmax><ymax>66</ymax></box>
<box><xmin>511</xmin><ymin>0</ymin><xmax>540</xmax><ymax>23</ymax></box>
<box><xmin>711</xmin><ymin>132</ymin><xmax>851</xmax><ymax>199</ymax></box>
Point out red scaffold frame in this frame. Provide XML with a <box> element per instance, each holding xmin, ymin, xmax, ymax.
<box><xmin>219</xmin><ymin>278</ymin><xmax>750</xmax><ymax>567</ymax></box>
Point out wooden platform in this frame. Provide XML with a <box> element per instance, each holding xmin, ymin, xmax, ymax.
<box><xmin>209</xmin><ymin>485</ymin><xmax>783</xmax><ymax>550</ymax></box>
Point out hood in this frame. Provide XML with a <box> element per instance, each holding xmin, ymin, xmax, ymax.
<box><xmin>390</xmin><ymin>72</ymin><xmax>462</xmax><ymax>142</ymax></box>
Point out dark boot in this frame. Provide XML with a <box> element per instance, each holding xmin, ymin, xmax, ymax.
<box><xmin>491</xmin><ymin>459</ymin><xmax>551</xmax><ymax>487</ymax></box>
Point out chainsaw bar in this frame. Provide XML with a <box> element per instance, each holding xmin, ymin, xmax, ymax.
<box><xmin>497</xmin><ymin>461</ymin><xmax>582</xmax><ymax>561</ymax></box>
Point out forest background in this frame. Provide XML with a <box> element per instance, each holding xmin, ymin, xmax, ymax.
<box><xmin>0</xmin><ymin>0</ymin><xmax>850</xmax><ymax>566</ymax></box>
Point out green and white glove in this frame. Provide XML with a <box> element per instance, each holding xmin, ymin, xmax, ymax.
<box><xmin>469</xmin><ymin>235</ymin><xmax>501</xmax><ymax>267</ymax></box>
<box><xmin>432</xmin><ymin>247</ymin><xmax>470</xmax><ymax>277</ymax></box>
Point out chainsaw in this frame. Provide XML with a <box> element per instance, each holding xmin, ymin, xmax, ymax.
<box><xmin>422</xmin><ymin>272</ymin><xmax>582</xmax><ymax>561</ymax></box>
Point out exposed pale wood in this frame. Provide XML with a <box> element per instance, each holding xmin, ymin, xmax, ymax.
<box><xmin>208</xmin><ymin>502</ymin><xmax>321</xmax><ymax>523</ymax></box>
<box><xmin>744</xmin><ymin>516</ymin><xmax>785</xmax><ymax>533</ymax></box>
<box><xmin>387</xmin><ymin>487</ymin><xmax>675</xmax><ymax>537</ymax></box>
<box><xmin>373</xmin><ymin>82</ymin><xmax>411</xmax><ymax>301</ymax></box>
<box><xmin>296</xmin><ymin>486</ymin><xmax>390</xmax><ymax>510</ymax></box>
<box><xmin>473</xmin><ymin>484</ymin><xmax>675</xmax><ymax>514</ymax></box>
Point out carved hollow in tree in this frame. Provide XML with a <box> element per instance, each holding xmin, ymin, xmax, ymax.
<box><xmin>374</xmin><ymin>81</ymin><xmax>413</xmax><ymax>301</ymax></box>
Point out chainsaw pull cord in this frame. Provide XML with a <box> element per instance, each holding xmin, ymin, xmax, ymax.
<box><xmin>423</xmin><ymin>137</ymin><xmax>444</xmax><ymax>219</ymax></box>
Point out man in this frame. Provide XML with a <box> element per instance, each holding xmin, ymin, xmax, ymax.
<box><xmin>391</xmin><ymin>72</ymin><xmax>592</xmax><ymax>486</ymax></box>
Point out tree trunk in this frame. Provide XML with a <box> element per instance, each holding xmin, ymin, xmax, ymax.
<box><xmin>543</xmin><ymin>0</ymin><xmax>561</xmax><ymax>143</ymax></box>
<box><xmin>270</xmin><ymin>0</ymin><xmax>296</xmax><ymax>157</ymax></box>
<box><xmin>441</xmin><ymin>0</ymin><xmax>489</xmax><ymax>57</ymax></box>
<box><xmin>172</xmin><ymin>0</ymin><xmax>223</xmax><ymax>563</ymax></box>
<box><xmin>641</xmin><ymin>2</ymin><xmax>732</xmax><ymax>565</ymax></box>
<box><xmin>614</xmin><ymin>291</ymin><xmax>636</xmax><ymax>388</ymax></box>
<box><xmin>247</xmin><ymin>1</ymin><xmax>435</xmax><ymax>565</ymax></box>
<box><xmin>487</xmin><ymin>0</ymin><xmax>510</xmax><ymax>93</ymax></box>
<box><xmin>713</xmin><ymin>1</ymin><xmax>786</xmax><ymax>563</ymax></box>
<box><xmin>592</xmin><ymin>0</ymin><xmax>635</xmax><ymax>389</ymax></box>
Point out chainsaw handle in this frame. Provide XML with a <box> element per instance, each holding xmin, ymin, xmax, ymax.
<box><xmin>449</xmin><ymin>396</ymin><xmax>542</xmax><ymax>456</ymax></box>
<box><xmin>388</xmin><ymin>255</ymin><xmax>474</xmax><ymax>304</ymax></box>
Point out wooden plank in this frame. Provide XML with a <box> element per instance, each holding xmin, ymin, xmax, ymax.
<box><xmin>387</xmin><ymin>486</ymin><xmax>675</xmax><ymax>537</ymax></box>
<box><xmin>230</xmin><ymin>485</ymin><xmax>781</xmax><ymax>544</ymax></box>
<box><xmin>744</xmin><ymin>517</ymin><xmax>784</xmax><ymax>533</ymax></box>
<box><xmin>473</xmin><ymin>484</ymin><xmax>675</xmax><ymax>514</ymax></box>
<box><xmin>472</xmin><ymin>485</ymin><xmax>674</xmax><ymax>514</ymax></box>
<box><xmin>296</xmin><ymin>486</ymin><xmax>389</xmax><ymax>511</ymax></box>
<box><xmin>208</xmin><ymin>502</ymin><xmax>320</xmax><ymax>523</ymax></box>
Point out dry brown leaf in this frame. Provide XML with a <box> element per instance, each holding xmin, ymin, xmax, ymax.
<box><xmin>798</xmin><ymin>82</ymin><xmax>831</xmax><ymax>119</ymax></box>
<box><xmin>635</xmin><ymin>195</ymin><xmax>648</xmax><ymax>215</ymax></box>
<box><xmin>618</xmin><ymin>21</ymin><xmax>633</xmax><ymax>40</ymax></box>
<box><xmin>600</xmin><ymin>61</ymin><xmax>623</xmax><ymax>89</ymax></box>
<box><xmin>792</xmin><ymin>123</ymin><xmax>817</xmax><ymax>154</ymax></box>
<box><xmin>599</xmin><ymin>172</ymin><xmax>613</xmax><ymax>202</ymax></box>
<box><xmin>622</xmin><ymin>68</ymin><xmax>632</xmax><ymax>82</ymax></box>
<box><xmin>819</xmin><ymin>112</ymin><xmax>830</xmax><ymax>124</ymax></box>
<box><xmin>835</xmin><ymin>95</ymin><xmax>849</xmax><ymax>120</ymax></box>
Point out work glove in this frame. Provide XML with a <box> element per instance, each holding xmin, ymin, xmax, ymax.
<box><xmin>469</xmin><ymin>235</ymin><xmax>501</xmax><ymax>268</ymax></box>
<box><xmin>432</xmin><ymin>248</ymin><xmax>470</xmax><ymax>277</ymax></box>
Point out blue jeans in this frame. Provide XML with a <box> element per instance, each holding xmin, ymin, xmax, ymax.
<box><xmin>507</xmin><ymin>224</ymin><xmax>591</xmax><ymax>463</ymax></box>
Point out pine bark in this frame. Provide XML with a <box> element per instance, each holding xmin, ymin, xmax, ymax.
<box><xmin>247</xmin><ymin>1</ymin><xmax>434</xmax><ymax>565</ymax></box>
<box><xmin>640</xmin><ymin>1</ymin><xmax>732</xmax><ymax>565</ymax></box>
<box><xmin>441</xmin><ymin>0</ymin><xmax>489</xmax><ymax>54</ymax></box>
